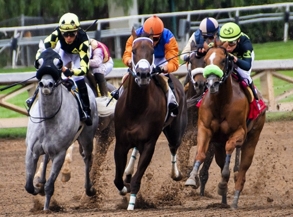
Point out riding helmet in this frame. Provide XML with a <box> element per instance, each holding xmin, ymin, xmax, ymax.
<box><xmin>143</xmin><ymin>15</ymin><xmax>164</xmax><ymax>36</ymax></box>
<box><xmin>59</xmin><ymin>13</ymin><xmax>80</xmax><ymax>32</ymax></box>
<box><xmin>219</xmin><ymin>22</ymin><xmax>242</xmax><ymax>42</ymax></box>
<box><xmin>199</xmin><ymin>17</ymin><xmax>219</xmax><ymax>37</ymax></box>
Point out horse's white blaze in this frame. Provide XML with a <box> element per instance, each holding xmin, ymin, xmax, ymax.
<box><xmin>127</xmin><ymin>194</ymin><xmax>136</xmax><ymax>210</ymax></box>
<box><xmin>208</xmin><ymin>52</ymin><xmax>217</xmax><ymax>64</ymax></box>
<box><xmin>124</xmin><ymin>148</ymin><xmax>138</xmax><ymax>175</ymax></box>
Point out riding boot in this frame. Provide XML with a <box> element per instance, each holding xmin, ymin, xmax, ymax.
<box><xmin>110</xmin><ymin>73</ymin><xmax>128</xmax><ymax>100</ymax></box>
<box><xmin>249</xmin><ymin>81</ymin><xmax>260</xmax><ymax>110</ymax></box>
<box><xmin>26</xmin><ymin>86</ymin><xmax>39</xmax><ymax>109</ymax></box>
<box><xmin>167</xmin><ymin>76</ymin><xmax>179</xmax><ymax>116</ymax></box>
<box><xmin>76</xmin><ymin>78</ymin><xmax>92</xmax><ymax>126</ymax></box>
<box><xmin>94</xmin><ymin>73</ymin><xmax>108</xmax><ymax>97</ymax></box>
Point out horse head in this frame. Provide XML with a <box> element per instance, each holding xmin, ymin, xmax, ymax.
<box><xmin>203</xmin><ymin>44</ymin><xmax>234</xmax><ymax>93</ymax></box>
<box><xmin>130</xmin><ymin>27</ymin><xmax>154</xmax><ymax>87</ymax></box>
<box><xmin>187</xmin><ymin>40</ymin><xmax>206</xmax><ymax>96</ymax></box>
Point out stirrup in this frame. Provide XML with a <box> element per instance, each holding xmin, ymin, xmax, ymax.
<box><xmin>111</xmin><ymin>90</ymin><xmax>119</xmax><ymax>100</ymax></box>
<box><xmin>26</xmin><ymin>97</ymin><xmax>34</xmax><ymax>108</ymax></box>
<box><xmin>81</xmin><ymin>113</ymin><xmax>92</xmax><ymax>126</ymax></box>
<box><xmin>169</xmin><ymin>102</ymin><xmax>179</xmax><ymax>117</ymax></box>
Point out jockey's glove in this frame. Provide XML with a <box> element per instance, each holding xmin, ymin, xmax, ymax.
<box><xmin>153</xmin><ymin>65</ymin><xmax>164</xmax><ymax>74</ymax></box>
<box><xmin>63</xmin><ymin>68</ymin><xmax>73</xmax><ymax>77</ymax></box>
<box><xmin>196</xmin><ymin>46</ymin><xmax>206</xmax><ymax>58</ymax></box>
<box><xmin>183</xmin><ymin>55</ymin><xmax>190</xmax><ymax>62</ymax></box>
<box><xmin>228</xmin><ymin>53</ymin><xmax>236</xmax><ymax>62</ymax></box>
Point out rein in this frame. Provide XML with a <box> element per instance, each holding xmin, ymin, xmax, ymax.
<box><xmin>28</xmin><ymin>79</ymin><xmax>63</xmax><ymax>123</ymax></box>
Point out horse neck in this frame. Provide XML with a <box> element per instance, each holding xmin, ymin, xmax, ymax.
<box><xmin>125</xmin><ymin>75</ymin><xmax>154</xmax><ymax>108</ymax></box>
<box><xmin>212</xmin><ymin>75</ymin><xmax>233</xmax><ymax>104</ymax></box>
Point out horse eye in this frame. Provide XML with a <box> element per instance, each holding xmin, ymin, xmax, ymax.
<box><xmin>132</xmin><ymin>50</ymin><xmax>136</xmax><ymax>55</ymax></box>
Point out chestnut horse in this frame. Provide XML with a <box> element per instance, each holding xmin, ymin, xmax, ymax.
<box><xmin>113</xmin><ymin>29</ymin><xmax>187</xmax><ymax>210</ymax></box>
<box><xmin>185</xmin><ymin>44</ymin><xmax>266</xmax><ymax>209</ymax></box>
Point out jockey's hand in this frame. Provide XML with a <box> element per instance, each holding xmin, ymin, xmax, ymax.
<box><xmin>63</xmin><ymin>68</ymin><xmax>73</xmax><ymax>77</ymax></box>
<box><xmin>196</xmin><ymin>45</ymin><xmax>206</xmax><ymax>58</ymax></box>
<box><xmin>154</xmin><ymin>65</ymin><xmax>164</xmax><ymax>74</ymax></box>
<box><xmin>228</xmin><ymin>53</ymin><xmax>237</xmax><ymax>62</ymax></box>
<box><xmin>127</xmin><ymin>59</ymin><xmax>132</xmax><ymax>68</ymax></box>
<box><xmin>183</xmin><ymin>55</ymin><xmax>190</xmax><ymax>62</ymax></box>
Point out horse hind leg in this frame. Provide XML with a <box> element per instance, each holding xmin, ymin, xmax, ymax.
<box><xmin>218</xmin><ymin>154</ymin><xmax>232</xmax><ymax>205</ymax></box>
<box><xmin>78</xmin><ymin>140</ymin><xmax>96</xmax><ymax>196</ymax></box>
<box><xmin>124</xmin><ymin>147</ymin><xmax>138</xmax><ymax>185</ymax></box>
<box><xmin>199</xmin><ymin>143</ymin><xmax>215</xmax><ymax>196</ymax></box>
<box><xmin>61</xmin><ymin>143</ymin><xmax>75</xmax><ymax>182</ymax></box>
<box><xmin>33</xmin><ymin>154</ymin><xmax>50</xmax><ymax>196</ymax></box>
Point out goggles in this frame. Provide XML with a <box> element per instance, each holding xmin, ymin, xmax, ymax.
<box><xmin>62</xmin><ymin>31</ymin><xmax>77</xmax><ymax>38</ymax></box>
<box><xmin>153</xmin><ymin>34</ymin><xmax>161</xmax><ymax>42</ymax></box>
<box><xmin>227</xmin><ymin>40</ymin><xmax>238</xmax><ymax>47</ymax></box>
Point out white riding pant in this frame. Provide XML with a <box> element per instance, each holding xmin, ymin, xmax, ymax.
<box><xmin>91</xmin><ymin>57</ymin><xmax>114</xmax><ymax>77</ymax></box>
<box><xmin>235</xmin><ymin>51</ymin><xmax>255</xmax><ymax>84</ymax></box>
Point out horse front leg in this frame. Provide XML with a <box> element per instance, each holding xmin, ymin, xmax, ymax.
<box><xmin>231</xmin><ymin>134</ymin><xmax>260</xmax><ymax>209</ymax></box>
<box><xmin>219</xmin><ymin>129</ymin><xmax>245</xmax><ymax>205</ymax></box>
<box><xmin>124</xmin><ymin>147</ymin><xmax>138</xmax><ymax>184</ymax></box>
<box><xmin>33</xmin><ymin>154</ymin><xmax>50</xmax><ymax>196</ymax></box>
<box><xmin>44</xmin><ymin>151</ymin><xmax>66</xmax><ymax>210</ymax></box>
<box><xmin>114</xmin><ymin>141</ymin><xmax>130</xmax><ymax>196</ymax></box>
<box><xmin>61</xmin><ymin>143</ymin><xmax>75</xmax><ymax>182</ymax></box>
<box><xmin>25</xmin><ymin>148</ymin><xmax>41</xmax><ymax>195</ymax></box>
<box><xmin>127</xmin><ymin>143</ymin><xmax>155</xmax><ymax>211</ymax></box>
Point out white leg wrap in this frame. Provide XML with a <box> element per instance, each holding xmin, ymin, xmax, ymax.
<box><xmin>127</xmin><ymin>194</ymin><xmax>136</xmax><ymax>210</ymax></box>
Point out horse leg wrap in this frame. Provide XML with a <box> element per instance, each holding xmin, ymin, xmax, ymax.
<box><xmin>94</xmin><ymin>73</ymin><xmax>108</xmax><ymax>97</ymax></box>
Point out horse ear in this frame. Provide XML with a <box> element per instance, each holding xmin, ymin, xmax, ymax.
<box><xmin>131</xmin><ymin>27</ymin><xmax>137</xmax><ymax>39</ymax></box>
<box><xmin>39</xmin><ymin>40</ymin><xmax>45</xmax><ymax>52</ymax></box>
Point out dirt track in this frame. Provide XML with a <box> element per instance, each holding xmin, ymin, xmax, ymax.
<box><xmin>1</xmin><ymin>120</ymin><xmax>293</xmax><ymax>216</ymax></box>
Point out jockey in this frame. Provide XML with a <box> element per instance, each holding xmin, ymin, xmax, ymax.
<box><xmin>180</xmin><ymin>17</ymin><xmax>220</xmax><ymax>62</ymax></box>
<box><xmin>89</xmin><ymin>38</ymin><xmax>113</xmax><ymax>97</ymax></box>
<box><xmin>219</xmin><ymin>22</ymin><xmax>260</xmax><ymax>109</ymax></box>
<box><xmin>26</xmin><ymin>12</ymin><xmax>92</xmax><ymax>125</ymax></box>
<box><xmin>112</xmin><ymin>15</ymin><xmax>179</xmax><ymax>116</ymax></box>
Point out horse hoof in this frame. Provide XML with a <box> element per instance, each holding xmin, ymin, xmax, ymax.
<box><xmin>172</xmin><ymin>172</ymin><xmax>182</xmax><ymax>181</ymax></box>
<box><xmin>86</xmin><ymin>187</ymin><xmax>96</xmax><ymax>197</ymax></box>
<box><xmin>185</xmin><ymin>176</ymin><xmax>200</xmax><ymax>189</ymax></box>
<box><xmin>119</xmin><ymin>186</ymin><xmax>128</xmax><ymax>196</ymax></box>
<box><xmin>217</xmin><ymin>182</ymin><xmax>227</xmax><ymax>196</ymax></box>
<box><xmin>61</xmin><ymin>172</ymin><xmax>71</xmax><ymax>183</ymax></box>
<box><xmin>230</xmin><ymin>203</ymin><xmax>238</xmax><ymax>210</ymax></box>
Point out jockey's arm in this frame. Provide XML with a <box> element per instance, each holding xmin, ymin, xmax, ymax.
<box><xmin>164</xmin><ymin>37</ymin><xmax>179</xmax><ymax>73</ymax></box>
<box><xmin>180</xmin><ymin>33</ymin><xmax>195</xmax><ymax>61</ymax></box>
<box><xmin>72</xmin><ymin>41</ymin><xmax>90</xmax><ymax>76</ymax></box>
<box><xmin>89</xmin><ymin>47</ymin><xmax>103</xmax><ymax>68</ymax></box>
<box><xmin>122</xmin><ymin>35</ymin><xmax>134</xmax><ymax>67</ymax></box>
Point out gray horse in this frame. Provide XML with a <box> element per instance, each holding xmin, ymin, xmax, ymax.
<box><xmin>24</xmin><ymin>48</ymin><xmax>99</xmax><ymax>210</ymax></box>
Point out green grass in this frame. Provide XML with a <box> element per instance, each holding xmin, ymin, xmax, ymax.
<box><xmin>1</xmin><ymin>40</ymin><xmax>293</xmax><ymax>138</ymax></box>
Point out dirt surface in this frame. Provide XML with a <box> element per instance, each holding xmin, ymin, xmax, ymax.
<box><xmin>1</xmin><ymin>120</ymin><xmax>293</xmax><ymax>217</ymax></box>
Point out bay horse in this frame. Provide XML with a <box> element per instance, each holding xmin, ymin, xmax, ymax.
<box><xmin>113</xmin><ymin>28</ymin><xmax>187</xmax><ymax>210</ymax></box>
<box><xmin>185</xmin><ymin>44</ymin><xmax>266</xmax><ymax>209</ymax></box>
<box><xmin>24</xmin><ymin>48</ymin><xmax>99</xmax><ymax>210</ymax></box>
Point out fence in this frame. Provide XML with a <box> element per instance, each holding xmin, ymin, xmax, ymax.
<box><xmin>0</xmin><ymin>2</ymin><xmax>293</xmax><ymax>67</ymax></box>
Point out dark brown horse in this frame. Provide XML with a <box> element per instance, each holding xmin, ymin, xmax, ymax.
<box><xmin>113</xmin><ymin>28</ymin><xmax>187</xmax><ymax>210</ymax></box>
<box><xmin>185</xmin><ymin>44</ymin><xmax>266</xmax><ymax>209</ymax></box>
